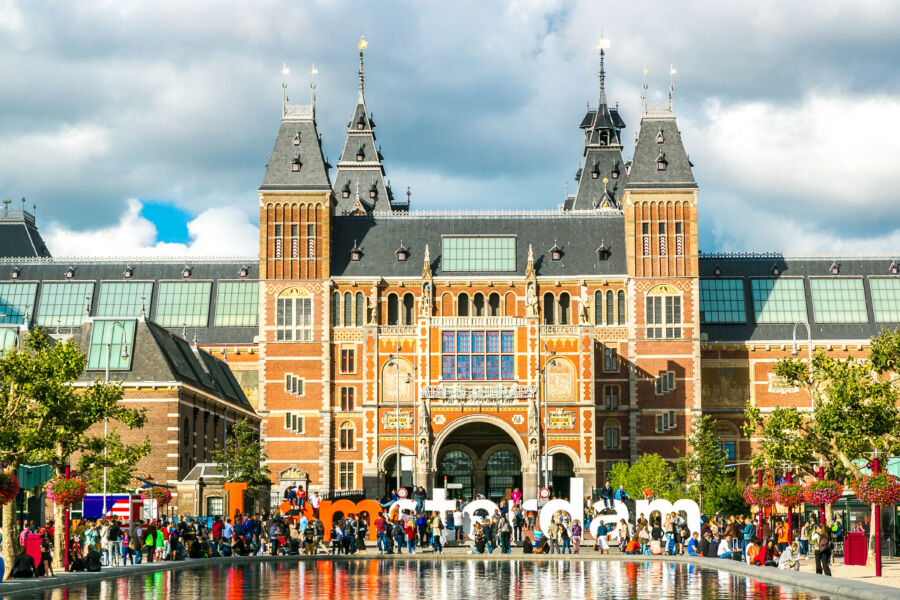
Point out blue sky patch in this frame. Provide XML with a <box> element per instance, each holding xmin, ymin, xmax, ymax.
<box><xmin>139</xmin><ymin>201</ymin><xmax>191</xmax><ymax>244</ymax></box>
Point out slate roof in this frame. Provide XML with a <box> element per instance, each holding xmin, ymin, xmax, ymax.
<box><xmin>0</xmin><ymin>209</ymin><xmax>52</xmax><ymax>258</ymax></box>
<box><xmin>698</xmin><ymin>255</ymin><xmax>900</xmax><ymax>342</ymax></box>
<box><xmin>75</xmin><ymin>317</ymin><xmax>255</xmax><ymax>413</ymax></box>
<box><xmin>331</xmin><ymin>212</ymin><xmax>627</xmax><ymax>277</ymax></box>
<box><xmin>258</xmin><ymin>105</ymin><xmax>332</xmax><ymax>192</ymax></box>
<box><xmin>0</xmin><ymin>258</ymin><xmax>259</xmax><ymax>345</ymax></box>
<box><xmin>626</xmin><ymin>105</ymin><xmax>697</xmax><ymax>190</ymax></box>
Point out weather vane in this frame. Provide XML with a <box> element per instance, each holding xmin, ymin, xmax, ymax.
<box><xmin>281</xmin><ymin>62</ymin><xmax>290</xmax><ymax>104</ymax></box>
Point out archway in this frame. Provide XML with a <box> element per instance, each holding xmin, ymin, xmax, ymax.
<box><xmin>550</xmin><ymin>453</ymin><xmax>574</xmax><ymax>498</ymax></box>
<box><xmin>435</xmin><ymin>419</ymin><xmax>525</xmax><ymax>503</ymax></box>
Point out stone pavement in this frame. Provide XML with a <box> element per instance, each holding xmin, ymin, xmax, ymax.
<box><xmin>0</xmin><ymin>546</ymin><xmax>897</xmax><ymax>599</ymax></box>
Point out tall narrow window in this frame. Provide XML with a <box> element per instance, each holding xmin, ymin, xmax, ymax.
<box><xmin>558</xmin><ymin>293</ymin><xmax>570</xmax><ymax>325</ymax></box>
<box><xmin>604</xmin><ymin>385</ymin><xmax>619</xmax><ymax>410</ymax></box>
<box><xmin>340</xmin><ymin>387</ymin><xmax>355</xmax><ymax>411</ymax></box>
<box><xmin>658</xmin><ymin>222</ymin><xmax>667</xmax><ymax>256</ymax></box>
<box><xmin>402</xmin><ymin>293</ymin><xmax>415</xmax><ymax>325</ymax></box>
<box><xmin>606</xmin><ymin>291</ymin><xmax>614</xmax><ymax>325</ymax></box>
<box><xmin>387</xmin><ymin>294</ymin><xmax>399</xmax><ymax>325</ymax></box>
<box><xmin>332</xmin><ymin>292</ymin><xmax>341</xmax><ymax>326</ymax></box>
<box><xmin>603</xmin><ymin>347</ymin><xmax>619</xmax><ymax>372</ymax></box>
<box><xmin>594</xmin><ymin>291</ymin><xmax>603</xmax><ymax>324</ymax></box>
<box><xmin>617</xmin><ymin>291</ymin><xmax>625</xmax><ymax>325</ymax></box>
<box><xmin>276</xmin><ymin>296</ymin><xmax>312</xmax><ymax>341</ymax></box>
<box><xmin>642</xmin><ymin>223</ymin><xmax>650</xmax><ymax>256</ymax></box>
<box><xmin>307</xmin><ymin>223</ymin><xmax>315</xmax><ymax>258</ymax></box>
<box><xmin>675</xmin><ymin>222</ymin><xmax>684</xmax><ymax>256</ymax></box>
<box><xmin>355</xmin><ymin>292</ymin><xmax>364</xmax><ymax>326</ymax></box>
<box><xmin>340</xmin><ymin>348</ymin><xmax>355</xmax><ymax>373</ymax></box>
<box><xmin>343</xmin><ymin>292</ymin><xmax>352</xmax><ymax>327</ymax></box>
<box><xmin>473</xmin><ymin>293</ymin><xmax>485</xmax><ymax>317</ymax></box>
<box><xmin>339</xmin><ymin>422</ymin><xmax>355</xmax><ymax>450</ymax></box>
<box><xmin>488</xmin><ymin>293</ymin><xmax>500</xmax><ymax>316</ymax></box>
<box><xmin>458</xmin><ymin>293</ymin><xmax>469</xmax><ymax>317</ymax></box>
<box><xmin>646</xmin><ymin>295</ymin><xmax>681</xmax><ymax>339</ymax></box>
<box><xmin>543</xmin><ymin>293</ymin><xmax>555</xmax><ymax>325</ymax></box>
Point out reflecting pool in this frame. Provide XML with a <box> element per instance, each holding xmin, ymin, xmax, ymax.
<box><xmin>3</xmin><ymin>560</ymin><xmax>833</xmax><ymax>600</ymax></box>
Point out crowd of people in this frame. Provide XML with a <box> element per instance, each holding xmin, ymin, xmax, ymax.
<box><xmin>3</xmin><ymin>485</ymin><xmax>850</xmax><ymax>579</ymax></box>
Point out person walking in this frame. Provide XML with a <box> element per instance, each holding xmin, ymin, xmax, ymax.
<box><xmin>107</xmin><ymin>520</ymin><xmax>121</xmax><ymax>567</ymax></box>
<box><xmin>497</xmin><ymin>513</ymin><xmax>512</xmax><ymax>554</ymax></box>
<box><xmin>814</xmin><ymin>525</ymin><xmax>832</xmax><ymax>576</ymax></box>
<box><xmin>431</xmin><ymin>512</ymin><xmax>444</xmax><ymax>554</ymax></box>
<box><xmin>571</xmin><ymin>520</ymin><xmax>583</xmax><ymax>554</ymax></box>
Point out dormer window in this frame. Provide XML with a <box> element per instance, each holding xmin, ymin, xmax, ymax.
<box><xmin>65</xmin><ymin>266</ymin><xmax>75</xmax><ymax>279</ymax></box>
<box><xmin>341</xmin><ymin>183</ymin><xmax>351</xmax><ymax>198</ymax></box>
<box><xmin>829</xmin><ymin>261</ymin><xmax>839</xmax><ymax>275</ymax></box>
<box><xmin>356</xmin><ymin>116</ymin><xmax>365</xmax><ymax>130</ymax></box>
<box><xmin>239</xmin><ymin>266</ymin><xmax>249</xmax><ymax>278</ymax></box>
<box><xmin>292</xmin><ymin>133</ymin><xmax>301</xmax><ymax>146</ymax></box>
<box><xmin>396</xmin><ymin>242</ymin><xmax>409</xmax><ymax>262</ymax></box>
<box><xmin>590</xmin><ymin>163</ymin><xmax>600</xmax><ymax>179</ymax></box>
<box><xmin>890</xmin><ymin>261</ymin><xmax>898</xmax><ymax>275</ymax></box>
<box><xmin>611</xmin><ymin>163</ymin><xmax>620</xmax><ymax>179</ymax></box>
<box><xmin>182</xmin><ymin>266</ymin><xmax>192</xmax><ymax>278</ymax></box>
<box><xmin>10</xmin><ymin>266</ymin><xmax>20</xmax><ymax>279</ymax></box>
<box><xmin>656</xmin><ymin>151</ymin><xmax>667</xmax><ymax>171</ymax></box>
<box><xmin>291</xmin><ymin>155</ymin><xmax>301</xmax><ymax>172</ymax></box>
<box><xmin>713</xmin><ymin>264</ymin><xmax>722</xmax><ymax>277</ymax></box>
<box><xmin>369</xmin><ymin>184</ymin><xmax>378</xmax><ymax>199</ymax></box>
<box><xmin>356</xmin><ymin>147</ymin><xmax>365</xmax><ymax>161</ymax></box>
<box><xmin>772</xmin><ymin>264</ymin><xmax>781</xmax><ymax>276</ymax></box>
<box><xmin>596</xmin><ymin>241</ymin><xmax>611</xmax><ymax>261</ymax></box>
<box><xmin>123</xmin><ymin>266</ymin><xmax>134</xmax><ymax>279</ymax></box>
<box><xmin>549</xmin><ymin>242</ymin><xmax>563</xmax><ymax>261</ymax></box>
<box><xmin>350</xmin><ymin>240</ymin><xmax>362</xmax><ymax>262</ymax></box>
<box><xmin>656</xmin><ymin>128</ymin><xmax>664</xmax><ymax>143</ymax></box>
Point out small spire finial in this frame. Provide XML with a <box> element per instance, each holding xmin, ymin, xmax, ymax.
<box><xmin>310</xmin><ymin>63</ymin><xmax>318</xmax><ymax>106</ymax></box>
<box><xmin>281</xmin><ymin>62</ymin><xmax>290</xmax><ymax>105</ymax></box>
<box><xmin>594</xmin><ymin>36</ymin><xmax>610</xmax><ymax>106</ymax></box>
<box><xmin>424</xmin><ymin>244</ymin><xmax>430</xmax><ymax>263</ymax></box>
<box><xmin>406</xmin><ymin>186</ymin><xmax>411</xmax><ymax>203</ymax></box>
<box><xmin>668</xmin><ymin>64</ymin><xmax>677</xmax><ymax>108</ymax></box>
<box><xmin>641</xmin><ymin>64</ymin><xmax>649</xmax><ymax>107</ymax></box>
<box><xmin>527</xmin><ymin>244</ymin><xmax>534</xmax><ymax>263</ymax></box>
<box><xmin>358</xmin><ymin>36</ymin><xmax>367</xmax><ymax>101</ymax></box>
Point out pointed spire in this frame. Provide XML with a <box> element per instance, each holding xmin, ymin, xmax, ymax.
<box><xmin>668</xmin><ymin>64</ymin><xmax>677</xmax><ymax>110</ymax></box>
<box><xmin>594</xmin><ymin>36</ymin><xmax>610</xmax><ymax>108</ymax></box>
<box><xmin>424</xmin><ymin>244</ymin><xmax>430</xmax><ymax>264</ymax></box>
<box><xmin>358</xmin><ymin>36</ymin><xmax>368</xmax><ymax>103</ymax></box>
<box><xmin>310</xmin><ymin>63</ymin><xmax>318</xmax><ymax>107</ymax></box>
<box><xmin>281</xmin><ymin>62</ymin><xmax>290</xmax><ymax>106</ymax></box>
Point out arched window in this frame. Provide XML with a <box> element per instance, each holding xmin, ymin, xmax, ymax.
<box><xmin>343</xmin><ymin>292</ymin><xmax>352</xmax><ymax>327</ymax></box>
<box><xmin>458</xmin><ymin>293</ymin><xmax>469</xmax><ymax>317</ymax></box>
<box><xmin>604</xmin><ymin>420</ymin><xmax>620</xmax><ymax>449</ymax></box>
<box><xmin>473</xmin><ymin>293</ymin><xmax>485</xmax><ymax>317</ymax></box>
<box><xmin>402</xmin><ymin>293</ymin><xmax>415</xmax><ymax>325</ymax></box>
<box><xmin>558</xmin><ymin>293</ymin><xmax>570</xmax><ymax>325</ymax></box>
<box><xmin>339</xmin><ymin>421</ymin><xmax>355</xmax><ymax>450</ymax></box>
<box><xmin>355</xmin><ymin>292</ymin><xmax>364</xmax><ymax>326</ymax></box>
<box><xmin>617</xmin><ymin>291</ymin><xmax>626</xmax><ymax>325</ymax></box>
<box><xmin>387</xmin><ymin>294</ymin><xmax>399</xmax><ymax>325</ymax></box>
<box><xmin>332</xmin><ymin>292</ymin><xmax>341</xmax><ymax>326</ymax></box>
<box><xmin>606</xmin><ymin>291</ymin><xmax>614</xmax><ymax>325</ymax></box>
<box><xmin>594</xmin><ymin>291</ymin><xmax>603</xmax><ymax>324</ymax></box>
<box><xmin>488</xmin><ymin>293</ymin><xmax>500</xmax><ymax>316</ymax></box>
<box><xmin>543</xmin><ymin>293</ymin><xmax>555</xmax><ymax>325</ymax></box>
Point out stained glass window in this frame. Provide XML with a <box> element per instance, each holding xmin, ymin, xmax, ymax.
<box><xmin>0</xmin><ymin>283</ymin><xmax>37</xmax><ymax>325</ymax></box>
<box><xmin>442</xmin><ymin>236</ymin><xmax>516</xmax><ymax>272</ymax></box>
<box><xmin>97</xmin><ymin>282</ymin><xmax>152</xmax><ymax>318</ymax></box>
<box><xmin>699</xmin><ymin>279</ymin><xmax>746</xmax><ymax>323</ymax></box>
<box><xmin>156</xmin><ymin>282</ymin><xmax>211</xmax><ymax>327</ymax></box>
<box><xmin>810</xmin><ymin>278</ymin><xmax>867</xmax><ymax>324</ymax></box>
<box><xmin>441</xmin><ymin>330</ymin><xmax>513</xmax><ymax>381</ymax></box>
<box><xmin>751</xmin><ymin>278</ymin><xmax>807</xmax><ymax>323</ymax></box>
<box><xmin>442</xmin><ymin>331</ymin><xmax>455</xmax><ymax>353</ymax></box>
<box><xmin>86</xmin><ymin>319</ymin><xmax>135</xmax><ymax>371</ymax></box>
<box><xmin>870</xmin><ymin>278</ymin><xmax>900</xmax><ymax>322</ymax></box>
<box><xmin>214</xmin><ymin>281</ymin><xmax>258</xmax><ymax>326</ymax></box>
<box><xmin>36</xmin><ymin>282</ymin><xmax>94</xmax><ymax>327</ymax></box>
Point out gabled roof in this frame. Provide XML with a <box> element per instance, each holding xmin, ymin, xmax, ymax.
<box><xmin>0</xmin><ymin>207</ymin><xmax>51</xmax><ymax>258</ymax></box>
<box><xmin>259</xmin><ymin>104</ymin><xmax>332</xmax><ymax>192</ymax></box>
<box><xmin>626</xmin><ymin>104</ymin><xmax>696</xmax><ymax>190</ymax></box>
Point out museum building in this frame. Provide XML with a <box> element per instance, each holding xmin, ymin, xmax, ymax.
<box><xmin>1</xmin><ymin>47</ymin><xmax>899</xmax><ymax>506</ymax></box>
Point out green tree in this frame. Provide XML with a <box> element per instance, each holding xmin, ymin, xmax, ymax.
<box><xmin>0</xmin><ymin>330</ymin><xmax>147</xmax><ymax>573</ymax></box>
<box><xmin>609</xmin><ymin>453</ymin><xmax>678</xmax><ymax>502</ymax></box>
<box><xmin>675</xmin><ymin>414</ymin><xmax>728</xmax><ymax>509</ymax></box>
<box><xmin>211</xmin><ymin>417</ymin><xmax>269</xmax><ymax>488</ymax></box>
<box><xmin>76</xmin><ymin>432</ymin><xmax>152</xmax><ymax>493</ymax></box>
<box><xmin>701</xmin><ymin>477</ymin><xmax>747</xmax><ymax>516</ymax></box>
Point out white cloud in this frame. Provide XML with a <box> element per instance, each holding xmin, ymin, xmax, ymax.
<box><xmin>44</xmin><ymin>198</ymin><xmax>258</xmax><ymax>257</ymax></box>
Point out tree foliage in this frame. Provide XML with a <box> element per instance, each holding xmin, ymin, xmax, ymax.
<box><xmin>77</xmin><ymin>432</ymin><xmax>152</xmax><ymax>493</ymax></box>
<box><xmin>609</xmin><ymin>453</ymin><xmax>679</xmax><ymax>501</ymax></box>
<box><xmin>211</xmin><ymin>417</ymin><xmax>269</xmax><ymax>489</ymax></box>
<box><xmin>702</xmin><ymin>477</ymin><xmax>747</xmax><ymax>516</ymax></box>
<box><xmin>744</xmin><ymin>329</ymin><xmax>900</xmax><ymax>479</ymax></box>
<box><xmin>675</xmin><ymin>414</ymin><xmax>728</xmax><ymax>503</ymax></box>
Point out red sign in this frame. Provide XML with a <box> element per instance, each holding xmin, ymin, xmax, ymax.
<box><xmin>397</xmin><ymin>488</ymin><xmax>408</xmax><ymax>499</ymax></box>
<box><xmin>539</xmin><ymin>487</ymin><xmax>550</xmax><ymax>499</ymax></box>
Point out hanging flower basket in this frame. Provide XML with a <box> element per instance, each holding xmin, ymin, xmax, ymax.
<box><xmin>742</xmin><ymin>485</ymin><xmax>775</xmax><ymax>507</ymax></box>
<box><xmin>853</xmin><ymin>473</ymin><xmax>900</xmax><ymax>506</ymax></box>
<box><xmin>802</xmin><ymin>480</ymin><xmax>844</xmax><ymax>505</ymax></box>
<box><xmin>774</xmin><ymin>483</ymin><xmax>804</xmax><ymax>507</ymax></box>
<box><xmin>0</xmin><ymin>471</ymin><xmax>21</xmax><ymax>505</ymax></box>
<box><xmin>142</xmin><ymin>487</ymin><xmax>173</xmax><ymax>507</ymax></box>
<box><xmin>46</xmin><ymin>476</ymin><xmax>89</xmax><ymax>506</ymax></box>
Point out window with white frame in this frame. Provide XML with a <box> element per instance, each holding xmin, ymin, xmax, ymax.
<box><xmin>284</xmin><ymin>413</ymin><xmax>305</xmax><ymax>434</ymax></box>
<box><xmin>340</xmin><ymin>386</ymin><xmax>355</xmax><ymax>411</ymax></box>
<box><xmin>339</xmin><ymin>421</ymin><xmax>355</xmax><ymax>450</ymax></box>
<box><xmin>338</xmin><ymin>462</ymin><xmax>355</xmax><ymax>490</ymax></box>
<box><xmin>654</xmin><ymin>371</ymin><xmax>676</xmax><ymax>394</ymax></box>
<box><xmin>276</xmin><ymin>296</ymin><xmax>312</xmax><ymax>341</ymax></box>
<box><xmin>284</xmin><ymin>374</ymin><xmax>304</xmax><ymax>396</ymax></box>
<box><xmin>646</xmin><ymin>295</ymin><xmax>681</xmax><ymax>339</ymax></box>
<box><xmin>655</xmin><ymin>410</ymin><xmax>677</xmax><ymax>433</ymax></box>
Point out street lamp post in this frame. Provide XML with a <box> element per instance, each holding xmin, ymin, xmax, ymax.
<box><xmin>791</xmin><ymin>320</ymin><xmax>813</xmax><ymax>409</ymax></box>
<box><xmin>103</xmin><ymin>321</ymin><xmax>130</xmax><ymax>519</ymax></box>
<box><xmin>540</xmin><ymin>347</ymin><xmax>557</xmax><ymax>495</ymax></box>
<box><xmin>816</xmin><ymin>457</ymin><xmax>826</xmax><ymax>525</ymax></box>
<box><xmin>873</xmin><ymin>448</ymin><xmax>882</xmax><ymax>578</ymax></box>
<box><xmin>389</xmin><ymin>348</ymin><xmax>402</xmax><ymax>494</ymax></box>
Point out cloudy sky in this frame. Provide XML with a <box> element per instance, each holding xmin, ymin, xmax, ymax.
<box><xmin>1</xmin><ymin>0</ymin><xmax>898</xmax><ymax>257</ymax></box>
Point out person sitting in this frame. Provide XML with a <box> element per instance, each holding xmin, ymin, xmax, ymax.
<box><xmin>522</xmin><ymin>536</ymin><xmax>533</xmax><ymax>554</ymax></box>
<box><xmin>35</xmin><ymin>542</ymin><xmax>54</xmax><ymax>577</ymax></box>
<box><xmin>288</xmin><ymin>537</ymin><xmax>301</xmax><ymax>555</ymax></box>
<box><xmin>778</xmin><ymin>542</ymin><xmax>800</xmax><ymax>571</ymax></box>
<box><xmin>702</xmin><ymin>533</ymin><xmax>718</xmax><ymax>558</ymax></box>
<box><xmin>763</xmin><ymin>539</ymin><xmax>779</xmax><ymax>567</ymax></box>
<box><xmin>85</xmin><ymin>546</ymin><xmax>103</xmax><ymax>572</ymax></box>
<box><xmin>9</xmin><ymin>546</ymin><xmax>37</xmax><ymax>578</ymax></box>
<box><xmin>188</xmin><ymin>538</ymin><xmax>205</xmax><ymax>559</ymax></box>
<box><xmin>717</xmin><ymin>535</ymin><xmax>735</xmax><ymax>559</ymax></box>
<box><xmin>625</xmin><ymin>539</ymin><xmax>641</xmax><ymax>555</ymax></box>
<box><xmin>745</xmin><ymin>537</ymin><xmax>764</xmax><ymax>566</ymax></box>
<box><xmin>232</xmin><ymin>537</ymin><xmax>248</xmax><ymax>557</ymax></box>
<box><xmin>206</xmin><ymin>538</ymin><xmax>221</xmax><ymax>558</ymax></box>
<box><xmin>686</xmin><ymin>532</ymin><xmax>700</xmax><ymax>556</ymax></box>
<box><xmin>218</xmin><ymin>539</ymin><xmax>233</xmax><ymax>557</ymax></box>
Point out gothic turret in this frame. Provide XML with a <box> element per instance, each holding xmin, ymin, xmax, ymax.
<box><xmin>333</xmin><ymin>38</ymin><xmax>400</xmax><ymax>215</ymax></box>
<box><xmin>567</xmin><ymin>45</ymin><xmax>628</xmax><ymax>211</ymax></box>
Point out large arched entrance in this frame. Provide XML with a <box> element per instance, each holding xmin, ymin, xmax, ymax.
<box><xmin>435</xmin><ymin>420</ymin><xmax>524</xmax><ymax>502</ymax></box>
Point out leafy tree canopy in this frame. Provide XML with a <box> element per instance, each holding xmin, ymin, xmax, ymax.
<box><xmin>211</xmin><ymin>417</ymin><xmax>270</xmax><ymax>488</ymax></box>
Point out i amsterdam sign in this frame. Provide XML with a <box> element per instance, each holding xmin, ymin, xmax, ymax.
<box><xmin>419</xmin><ymin>384</ymin><xmax>538</xmax><ymax>403</ymax></box>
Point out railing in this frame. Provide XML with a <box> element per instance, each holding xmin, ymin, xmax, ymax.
<box><xmin>378</xmin><ymin>325</ymin><xmax>416</xmax><ymax>336</ymax></box>
<box><xmin>642</xmin><ymin>102</ymin><xmax>674</xmax><ymax>117</ymax></box>
<box><xmin>334</xmin><ymin>209</ymin><xmax>624</xmax><ymax>220</ymax></box>
<box><xmin>282</xmin><ymin>104</ymin><xmax>314</xmax><ymax>120</ymax></box>
<box><xmin>541</xmin><ymin>325</ymin><xmax>583</xmax><ymax>336</ymax></box>
<box><xmin>0</xmin><ymin>209</ymin><xmax>35</xmax><ymax>225</ymax></box>
<box><xmin>431</xmin><ymin>316</ymin><xmax>525</xmax><ymax>328</ymax></box>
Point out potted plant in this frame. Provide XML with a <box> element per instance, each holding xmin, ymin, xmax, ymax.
<box><xmin>774</xmin><ymin>483</ymin><xmax>804</xmax><ymax>508</ymax></box>
<box><xmin>141</xmin><ymin>487</ymin><xmax>173</xmax><ymax>507</ymax></box>
<box><xmin>853</xmin><ymin>473</ymin><xmax>900</xmax><ymax>506</ymax></box>
<box><xmin>802</xmin><ymin>480</ymin><xmax>844</xmax><ymax>505</ymax></box>
<box><xmin>0</xmin><ymin>471</ymin><xmax>20</xmax><ymax>505</ymax></box>
<box><xmin>45</xmin><ymin>476</ymin><xmax>89</xmax><ymax>506</ymax></box>
<box><xmin>742</xmin><ymin>484</ymin><xmax>775</xmax><ymax>507</ymax></box>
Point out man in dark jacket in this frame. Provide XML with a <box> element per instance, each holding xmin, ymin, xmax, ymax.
<box><xmin>9</xmin><ymin>546</ymin><xmax>37</xmax><ymax>578</ymax></box>
<box><xmin>85</xmin><ymin>546</ymin><xmax>103</xmax><ymax>572</ymax></box>
<box><xmin>600</xmin><ymin>481</ymin><xmax>614</xmax><ymax>510</ymax></box>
